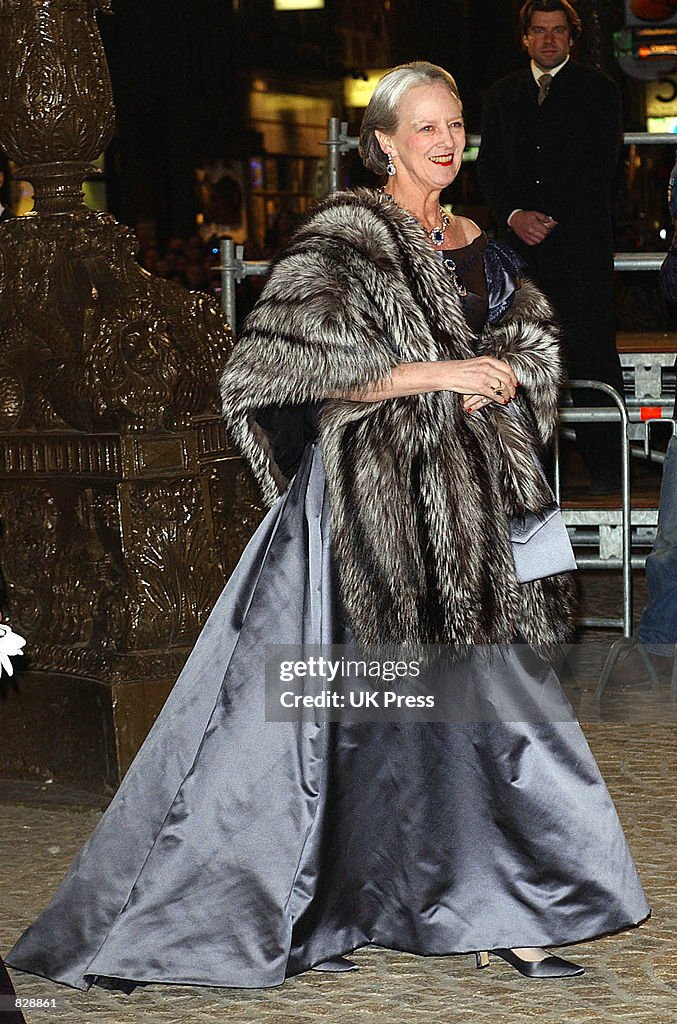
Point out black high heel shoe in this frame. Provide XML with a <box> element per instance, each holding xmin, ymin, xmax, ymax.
<box><xmin>475</xmin><ymin>948</ymin><xmax>584</xmax><ymax>979</ymax></box>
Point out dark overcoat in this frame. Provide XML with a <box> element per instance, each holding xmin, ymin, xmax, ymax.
<box><xmin>477</xmin><ymin>60</ymin><xmax>625</xmax><ymax>468</ymax></box>
<box><xmin>477</xmin><ymin>60</ymin><xmax>621</xmax><ymax>277</ymax></box>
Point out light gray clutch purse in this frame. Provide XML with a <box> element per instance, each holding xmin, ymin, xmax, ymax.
<box><xmin>510</xmin><ymin>501</ymin><xmax>577</xmax><ymax>583</ymax></box>
<box><xmin>502</xmin><ymin>402</ymin><xmax>577</xmax><ymax>582</ymax></box>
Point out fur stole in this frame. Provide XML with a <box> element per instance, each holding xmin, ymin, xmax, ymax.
<box><xmin>221</xmin><ymin>189</ymin><xmax>576</xmax><ymax>645</ymax></box>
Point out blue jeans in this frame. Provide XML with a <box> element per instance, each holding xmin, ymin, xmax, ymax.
<box><xmin>639</xmin><ymin>434</ymin><xmax>677</xmax><ymax>652</ymax></box>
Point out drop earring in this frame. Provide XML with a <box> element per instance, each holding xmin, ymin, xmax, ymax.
<box><xmin>386</xmin><ymin>153</ymin><xmax>396</xmax><ymax>176</ymax></box>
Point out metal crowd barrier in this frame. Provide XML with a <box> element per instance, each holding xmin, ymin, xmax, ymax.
<box><xmin>219</xmin><ymin>244</ymin><xmax>668</xmax><ymax>335</ymax></box>
<box><xmin>557</xmin><ymin>382</ymin><xmax>676</xmax><ymax>690</ymax></box>
<box><xmin>555</xmin><ymin>382</ymin><xmax>632</xmax><ymax>636</ymax></box>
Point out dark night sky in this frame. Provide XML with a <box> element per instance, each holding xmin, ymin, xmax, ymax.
<box><xmin>96</xmin><ymin>1</ymin><xmax>630</xmax><ymax>236</ymax></box>
<box><xmin>378</xmin><ymin>0</ymin><xmax>526</xmax><ymax>124</ymax></box>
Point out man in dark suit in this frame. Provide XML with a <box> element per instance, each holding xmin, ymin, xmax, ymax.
<box><xmin>477</xmin><ymin>0</ymin><xmax>624</xmax><ymax>493</ymax></box>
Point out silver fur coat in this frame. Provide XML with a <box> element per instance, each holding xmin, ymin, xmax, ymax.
<box><xmin>220</xmin><ymin>189</ymin><xmax>576</xmax><ymax>645</ymax></box>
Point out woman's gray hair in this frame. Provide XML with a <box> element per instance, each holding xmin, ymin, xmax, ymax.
<box><xmin>359</xmin><ymin>62</ymin><xmax>462</xmax><ymax>177</ymax></box>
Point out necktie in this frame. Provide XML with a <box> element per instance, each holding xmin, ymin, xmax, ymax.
<box><xmin>537</xmin><ymin>73</ymin><xmax>552</xmax><ymax>106</ymax></box>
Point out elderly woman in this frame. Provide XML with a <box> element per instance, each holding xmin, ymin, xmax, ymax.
<box><xmin>7</xmin><ymin>63</ymin><xmax>647</xmax><ymax>991</ymax></box>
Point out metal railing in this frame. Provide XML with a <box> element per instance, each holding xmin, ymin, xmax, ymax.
<box><xmin>556</xmin><ymin>383</ymin><xmax>632</xmax><ymax>635</ymax></box>
<box><xmin>219</xmin><ymin>242</ymin><xmax>669</xmax><ymax>332</ymax></box>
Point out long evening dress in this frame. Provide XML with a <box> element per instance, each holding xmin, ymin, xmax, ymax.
<box><xmin>6</xmin><ymin>235</ymin><xmax>649</xmax><ymax>990</ymax></box>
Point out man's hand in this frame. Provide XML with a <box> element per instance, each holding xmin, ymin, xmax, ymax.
<box><xmin>509</xmin><ymin>210</ymin><xmax>557</xmax><ymax>246</ymax></box>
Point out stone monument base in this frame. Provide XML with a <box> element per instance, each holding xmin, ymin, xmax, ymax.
<box><xmin>0</xmin><ymin>669</ymin><xmax>176</xmax><ymax>793</ymax></box>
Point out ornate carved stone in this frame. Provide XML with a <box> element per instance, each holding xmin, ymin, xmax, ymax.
<box><xmin>0</xmin><ymin>0</ymin><xmax>116</xmax><ymax>211</ymax></box>
<box><xmin>0</xmin><ymin>1</ymin><xmax>263</xmax><ymax>790</ymax></box>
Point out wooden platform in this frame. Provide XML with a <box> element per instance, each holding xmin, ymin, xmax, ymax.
<box><xmin>617</xmin><ymin>330</ymin><xmax>676</xmax><ymax>354</ymax></box>
<box><xmin>562</xmin><ymin>491</ymin><xmax>660</xmax><ymax>511</ymax></box>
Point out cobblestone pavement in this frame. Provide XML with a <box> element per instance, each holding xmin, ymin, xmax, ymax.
<box><xmin>2</xmin><ymin>571</ymin><xmax>676</xmax><ymax>1024</ymax></box>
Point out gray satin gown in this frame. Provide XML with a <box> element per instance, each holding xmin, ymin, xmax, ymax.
<box><xmin>5</xmin><ymin>444</ymin><xmax>649</xmax><ymax>989</ymax></box>
<box><xmin>6</xmin><ymin>242</ymin><xmax>649</xmax><ymax>990</ymax></box>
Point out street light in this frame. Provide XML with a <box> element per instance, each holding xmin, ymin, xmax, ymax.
<box><xmin>274</xmin><ymin>1</ymin><xmax>325</xmax><ymax>9</ymax></box>
<box><xmin>629</xmin><ymin>1</ymin><xmax>677</xmax><ymax>19</ymax></box>
<box><xmin>617</xmin><ymin>0</ymin><xmax>677</xmax><ymax>77</ymax></box>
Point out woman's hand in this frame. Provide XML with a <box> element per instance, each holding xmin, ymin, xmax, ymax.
<box><xmin>463</xmin><ymin>393</ymin><xmax>498</xmax><ymax>412</ymax></box>
<box><xmin>433</xmin><ymin>357</ymin><xmax>518</xmax><ymax>408</ymax></box>
<box><xmin>332</xmin><ymin>356</ymin><xmax>518</xmax><ymax>405</ymax></box>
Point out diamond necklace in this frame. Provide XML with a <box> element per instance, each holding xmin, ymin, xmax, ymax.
<box><xmin>380</xmin><ymin>190</ymin><xmax>450</xmax><ymax>247</ymax></box>
<box><xmin>428</xmin><ymin>209</ymin><xmax>450</xmax><ymax>246</ymax></box>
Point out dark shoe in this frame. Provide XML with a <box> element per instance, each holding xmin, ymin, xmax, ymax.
<box><xmin>311</xmin><ymin>956</ymin><xmax>358</xmax><ymax>973</ymax></box>
<box><xmin>475</xmin><ymin>948</ymin><xmax>584</xmax><ymax>978</ymax></box>
<box><xmin>95</xmin><ymin>976</ymin><xmax>143</xmax><ymax>993</ymax></box>
<box><xmin>609</xmin><ymin>646</ymin><xmax>652</xmax><ymax>687</ymax></box>
<box><xmin>647</xmin><ymin>650</ymin><xmax>674</xmax><ymax>680</ymax></box>
<box><xmin>610</xmin><ymin>646</ymin><xmax>673</xmax><ymax>688</ymax></box>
